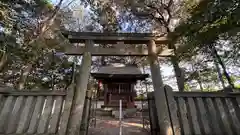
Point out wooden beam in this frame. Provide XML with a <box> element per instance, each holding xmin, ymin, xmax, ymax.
<box><xmin>0</xmin><ymin>90</ymin><xmax>66</xmax><ymax>96</ymax></box>
<box><xmin>173</xmin><ymin>92</ymin><xmax>240</xmax><ymax>97</ymax></box>
<box><xmin>61</xmin><ymin>31</ymin><xmax>168</xmax><ymax>44</ymax></box>
<box><xmin>64</xmin><ymin>46</ymin><xmax>173</xmax><ymax>56</ymax></box>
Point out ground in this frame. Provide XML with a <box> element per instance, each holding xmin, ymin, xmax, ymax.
<box><xmin>88</xmin><ymin>115</ymin><xmax>150</xmax><ymax>135</ymax></box>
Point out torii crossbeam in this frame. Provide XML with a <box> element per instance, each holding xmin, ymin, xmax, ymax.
<box><xmin>61</xmin><ymin>31</ymin><xmax>173</xmax><ymax>56</ymax></box>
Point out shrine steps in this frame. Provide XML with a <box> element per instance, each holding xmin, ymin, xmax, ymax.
<box><xmin>112</xmin><ymin>108</ymin><xmax>138</xmax><ymax>118</ymax></box>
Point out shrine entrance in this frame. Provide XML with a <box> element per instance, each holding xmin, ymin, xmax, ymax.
<box><xmin>59</xmin><ymin>31</ymin><xmax>172</xmax><ymax>135</ymax></box>
<box><xmin>87</xmin><ymin>63</ymin><xmax>151</xmax><ymax>135</ymax></box>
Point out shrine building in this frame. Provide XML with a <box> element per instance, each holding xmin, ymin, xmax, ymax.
<box><xmin>91</xmin><ymin>63</ymin><xmax>149</xmax><ymax>109</ymax></box>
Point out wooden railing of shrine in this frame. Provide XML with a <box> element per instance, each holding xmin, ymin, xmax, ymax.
<box><xmin>0</xmin><ymin>84</ymin><xmax>74</xmax><ymax>135</ymax></box>
<box><xmin>148</xmin><ymin>86</ymin><xmax>240</xmax><ymax>135</ymax></box>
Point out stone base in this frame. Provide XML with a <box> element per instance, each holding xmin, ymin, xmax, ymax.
<box><xmin>112</xmin><ymin>108</ymin><xmax>138</xmax><ymax>118</ymax></box>
<box><xmin>101</xmin><ymin>105</ymin><xmax>137</xmax><ymax>109</ymax></box>
<box><xmin>112</xmin><ymin>110</ymin><xmax>126</xmax><ymax>118</ymax></box>
<box><xmin>101</xmin><ymin>105</ymin><xmax>127</xmax><ymax>109</ymax></box>
<box><xmin>95</xmin><ymin>105</ymin><xmax>138</xmax><ymax>118</ymax></box>
<box><xmin>95</xmin><ymin>108</ymin><xmax>112</xmax><ymax>116</ymax></box>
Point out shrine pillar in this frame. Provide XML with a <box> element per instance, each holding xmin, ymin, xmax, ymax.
<box><xmin>130</xmin><ymin>84</ymin><xmax>135</xmax><ymax>105</ymax></box>
<box><xmin>147</xmin><ymin>40</ymin><xmax>173</xmax><ymax>135</ymax></box>
<box><xmin>103</xmin><ymin>84</ymin><xmax>108</xmax><ymax>105</ymax></box>
<box><xmin>67</xmin><ymin>40</ymin><xmax>93</xmax><ymax>135</ymax></box>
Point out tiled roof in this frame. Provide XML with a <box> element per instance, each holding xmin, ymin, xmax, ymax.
<box><xmin>96</xmin><ymin>63</ymin><xmax>142</xmax><ymax>75</ymax></box>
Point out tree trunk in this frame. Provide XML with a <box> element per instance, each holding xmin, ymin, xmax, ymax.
<box><xmin>210</xmin><ymin>44</ymin><xmax>234</xmax><ymax>88</ymax></box>
<box><xmin>169</xmin><ymin>44</ymin><xmax>184</xmax><ymax>91</ymax></box>
<box><xmin>101</xmin><ymin>26</ymin><xmax>108</xmax><ymax>66</ymax></box>
<box><xmin>0</xmin><ymin>52</ymin><xmax>7</xmax><ymax>72</ymax></box>
<box><xmin>17</xmin><ymin>63</ymin><xmax>33</xmax><ymax>90</ymax></box>
<box><xmin>166</xmin><ymin>27</ymin><xmax>184</xmax><ymax>91</ymax></box>
<box><xmin>191</xmin><ymin>59</ymin><xmax>204</xmax><ymax>91</ymax></box>
<box><xmin>101</xmin><ymin>56</ymin><xmax>106</xmax><ymax>66</ymax></box>
<box><xmin>27</xmin><ymin>0</ymin><xmax>64</xmax><ymax>46</ymax></box>
<box><xmin>197</xmin><ymin>76</ymin><xmax>204</xmax><ymax>91</ymax></box>
<box><xmin>213</xmin><ymin>56</ymin><xmax>226</xmax><ymax>88</ymax></box>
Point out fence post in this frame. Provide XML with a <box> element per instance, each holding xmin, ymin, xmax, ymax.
<box><xmin>147</xmin><ymin>40</ymin><xmax>173</xmax><ymax>135</ymax></box>
<box><xmin>164</xmin><ymin>85</ymin><xmax>181</xmax><ymax>135</ymax></box>
<box><xmin>119</xmin><ymin>99</ymin><xmax>122</xmax><ymax>135</ymax></box>
<box><xmin>58</xmin><ymin>84</ymin><xmax>74</xmax><ymax>135</ymax></box>
<box><xmin>147</xmin><ymin>92</ymin><xmax>159</xmax><ymax>135</ymax></box>
<box><xmin>79</xmin><ymin>88</ymin><xmax>93</xmax><ymax>135</ymax></box>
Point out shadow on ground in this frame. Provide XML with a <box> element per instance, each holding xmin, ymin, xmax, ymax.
<box><xmin>88</xmin><ymin>116</ymin><xmax>150</xmax><ymax>135</ymax></box>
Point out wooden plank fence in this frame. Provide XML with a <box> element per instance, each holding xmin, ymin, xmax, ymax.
<box><xmin>0</xmin><ymin>85</ymin><xmax>74</xmax><ymax>135</ymax></box>
<box><xmin>148</xmin><ymin>85</ymin><xmax>240</xmax><ymax>135</ymax></box>
<box><xmin>147</xmin><ymin>92</ymin><xmax>160</xmax><ymax>135</ymax></box>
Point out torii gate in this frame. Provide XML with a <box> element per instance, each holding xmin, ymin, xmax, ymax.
<box><xmin>61</xmin><ymin>31</ymin><xmax>174</xmax><ymax>135</ymax></box>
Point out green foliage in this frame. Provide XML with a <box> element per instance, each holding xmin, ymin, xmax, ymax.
<box><xmin>202</xmin><ymin>87</ymin><xmax>218</xmax><ymax>92</ymax></box>
<box><xmin>135</xmin><ymin>94</ymin><xmax>145</xmax><ymax>100</ymax></box>
<box><xmin>173</xmin><ymin>0</ymin><xmax>240</xmax><ymax>48</ymax></box>
<box><xmin>235</xmin><ymin>84</ymin><xmax>240</xmax><ymax>89</ymax></box>
<box><xmin>184</xmin><ymin>84</ymin><xmax>191</xmax><ymax>91</ymax></box>
<box><xmin>168</xmin><ymin>0</ymin><xmax>240</xmax><ymax>91</ymax></box>
<box><xmin>81</xmin><ymin>0</ymin><xmax>120</xmax><ymax>32</ymax></box>
<box><xmin>0</xmin><ymin>0</ymin><xmax>73</xmax><ymax>89</ymax></box>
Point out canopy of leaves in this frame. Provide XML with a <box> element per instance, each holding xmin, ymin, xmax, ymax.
<box><xmin>170</xmin><ymin>0</ymin><xmax>240</xmax><ymax>89</ymax></box>
<box><xmin>1</xmin><ymin>0</ymin><xmax>239</xmax><ymax>91</ymax></box>
<box><xmin>173</xmin><ymin>0</ymin><xmax>240</xmax><ymax>54</ymax></box>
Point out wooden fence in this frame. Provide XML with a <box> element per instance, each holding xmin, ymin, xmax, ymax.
<box><xmin>0</xmin><ymin>85</ymin><xmax>74</xmax><ymax>135</ymax></box>
<box><xmin>147</xmin><ymin>92</ymin><xmax>160</xmax><ymax>135</ymax></box>
<box><xmin>148</xmin><ymin>86</ymin><xmax>240</xmax><ymax>135</ymax></box>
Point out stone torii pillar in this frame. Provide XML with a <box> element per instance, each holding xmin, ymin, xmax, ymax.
<box><xmin>67</xmin><ymin>40</ymin><xmax>93</xmax><ymax>135</ymax></box>
<box><xmin>147</xmin><ymin>40</ymin><xmax>173</xmax><ymax>135</ymax></box>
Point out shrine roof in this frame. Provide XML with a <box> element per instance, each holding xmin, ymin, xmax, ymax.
<box><xmin>91</xmin><ymin>63</ymin><xmax>149</xmax><ymax>80</ymax></box>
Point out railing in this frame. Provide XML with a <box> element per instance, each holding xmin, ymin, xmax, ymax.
<box><xmin>147</xmin><ymin>92</ymin><xmax>160</xmax><ymax>135</ymax></box>
<box><xmin>148</xmin><ymin>86</ymin><xmax>240</xmax><ymax>135</ymax></box>
<box><xmin>0</xmin><ymin>85</ymin><xmax>74</xmax><ymax>135</ymax></box>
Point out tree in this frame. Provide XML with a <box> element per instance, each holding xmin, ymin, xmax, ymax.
<box><xmin>0</xmin><ymin>0</ymin><xmax>56</xmax><ymax>88</ymax></box>
<box><xmin>171</xmin><ymin>0</ymin><xmax>240</xmax><ymax>90</ymax></box>
<box><xmin>113</xmin><ymin>0</ymin><xmax>187</xmax><ymax>91</ymax></box>
<box><xmin>0</xmin><ymin>0</ymin><xmax>80</xmax><ymax>90</ymax></box>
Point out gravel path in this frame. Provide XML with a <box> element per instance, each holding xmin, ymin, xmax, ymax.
<box><xmin>88</xmin><ymin>116</ymin><xmax>150</xmax><ymax>135</ymax></box>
